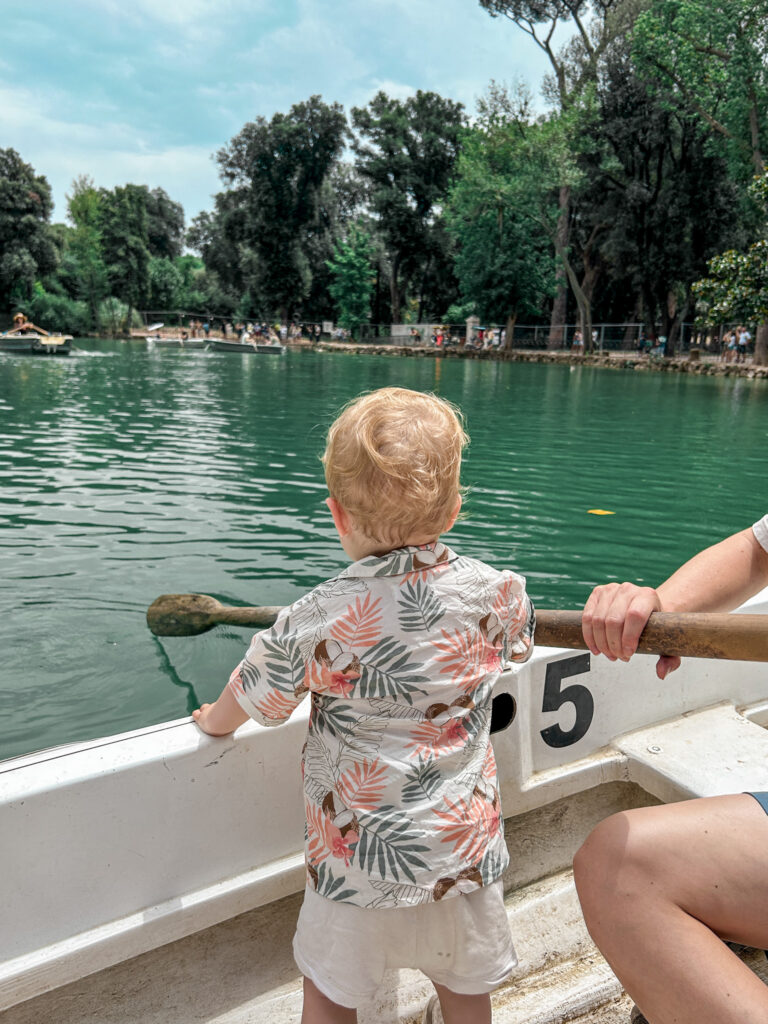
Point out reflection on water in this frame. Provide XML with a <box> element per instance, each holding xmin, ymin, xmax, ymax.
<box><xmin>1</xmin><ymin>340</ymin><xmax>766</xmax><ymax>760</ymax></box>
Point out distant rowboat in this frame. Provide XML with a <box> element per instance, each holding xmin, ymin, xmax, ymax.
<box><xmin>211</xmin><ymin>339</ymin><xmax>286</xmax><ymax>354</ymax></box>
<box><xmin>146</xmin><ymin>336</ymin><xmax>208</xmax><ymax>349</ymax></box>
<box><xmin>0</xmin><ymin>331</ymin><xmax>73</xmax><ymax>356</ymax></box>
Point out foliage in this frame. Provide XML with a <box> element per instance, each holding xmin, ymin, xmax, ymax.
<box><xmin>581</xmin><ymin>37</ymin><xmax>742</xmax><ymax>348</ymax></box>
<box><xmin>97</xmin><ymin>297</ymin><xmax>135</xmax><ymax>337</ymax></box>
<box><xmin>98</xmin><ymin>184</ymin><xmax>152</xmax><ymax>312</ymax></box>
<box><xmin>66</xmin><ymin>176</ymin><xmax>109</xmax><ymax>323</ymax></box>
<box><xmin>632</xmin><ymin>0</ymin><xmax>768</xmax><ymax>176</ymax></box>
<box><xmin>478</xmin><ymin>0</ymin><xmax>628</xmax><ymax>106</ymax></box>
<box><xmin>326</xmin><ymin>224</ymin><xmax>375</xmax><ymax>336</ymax></box>
<box><xmin>145</xmin><ymin>188</ymin><xmax>185</xmax><ymax>259</ymax></box>
<box><xmin>213</xmin><ymin>95</ymin><xmax>347</xmax><ymax>319</ymax></box>
<box><xmin>147</xmin><ymin>256</ymin><xmax>184</xmax><ymax>309</ymax></box>
<box><xmin>694</xmin><ymin>172</ymin><xmax>768</xmax><ymax>363</ymax></box>
<box><xmin>27</xmin><ymin>282</ymin><xmax>91</xmax><ymax>336</ymax></box>
<box><xmin>0</xmin><ymin>148</ymin><xmax>58</xmax><ymax>313</ymax></box>
<box><xmin>351</xmin><ymin>90</ymin><xmax>465</xmax><ymax>322</ymax></box>
<box><xmin>445</xmin><ymin>91</ymin><xmax>558</xmax><ymax>326</ymax></box>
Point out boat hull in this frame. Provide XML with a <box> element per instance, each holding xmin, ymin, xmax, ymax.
<box><xmin>2</xmin><ymin>588</ymin><xmax>768</xmax><ymax>1013</ymax></box>
<box><xmin>210</xmin><ymin>340</ymin><xmax>285</xmax><ymax>354</ymax></box>
<box><xmin>147</xmin><ymin>337</ymin><xmax>208</xmax><ymax>349</ymax></box>
<box><xmin>0</xmin><ymin>334</ymin><xmax>72</xmax><ymax>356</ymax></box>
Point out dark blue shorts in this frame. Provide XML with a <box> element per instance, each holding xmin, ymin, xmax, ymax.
<box><xmin>747</xmin><ymin>792</ymin><xmax>768</xmax><ymax>814</ymax></box>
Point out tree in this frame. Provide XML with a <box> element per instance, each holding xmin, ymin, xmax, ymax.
<box><xmin>477</xmin><ymin>0</ymin><xmax>629</xmax><ymax>345</ymax></box>
<box><xmin>147</xmin><ymin>256</ymin><xmax>184</xmax><ymax>310</ymax></box>
<box><xmin>579</xmin><ymin>37</ymin><xmax>742</xmax><ymax>352</ymax></box>
<box><xmin>145</xmin><ymin>187</ymin><xmax>185</xmax><ymax>259</ymax></box>
<box><xmin>445</xmin><ymin>86</ymin><xmax>556</xmax><ymax>333</ymax></box>
<box><xmin>693</xmin><ymin>171</ymin><xmax>768</xmax><ymax>365</ymax></box>
<box><xmin>214</xmin><ymin>96</ymin><xmax>347</xmax><ymax>320</ymax></box>
<box><xmin>0</xmin><ymin>148</ymin><xmax>57</xmax><ymax>313</ymax></box>
<box><xmin>326</xmin><ymin>224</ymin><xmax>375</xmax><ymax>336</ymax></box>
<box><xmin>351</xmin><ymin>90</ymin><xmax>465</xmax><ymax>323</ymax></box>
<box><xmin>98</xmin><ymin>184</ymin><xmax>152</xmax><ymax>315</ymax></box>
<box><xmin>66</xmin><ymin>175</ymin><xmax>109</xmax><ymax>326</ymax></box>
<box><xmin>633</xmin><ymin>0</ymin><xmax>768</xmax><ymax>176</ymax></box>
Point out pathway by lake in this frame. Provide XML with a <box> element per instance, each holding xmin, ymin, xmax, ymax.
<box><xmin>1</xmin><ymin>340</ymin><xmax>766</xmax><ymax>761</ymax></box>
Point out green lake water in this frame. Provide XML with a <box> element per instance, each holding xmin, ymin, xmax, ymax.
<box><xmin>1</xmin><ymin>340</ymin><xmax>766</xmax><ymax>761</ymax></box>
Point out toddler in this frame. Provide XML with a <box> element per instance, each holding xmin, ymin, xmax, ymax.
<box><xmin>194</xmin><ymin>387</ymin><xmax>535</xmax><ymax>1024</ymax></box>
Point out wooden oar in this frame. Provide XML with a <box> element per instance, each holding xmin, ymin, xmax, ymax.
<box><xmin>146</xmin><ymin>593</ymin><xmax>768</xmax><ymax>661</ymax></box>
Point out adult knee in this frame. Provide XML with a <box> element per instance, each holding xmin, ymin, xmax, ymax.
<box><xmin>574</xmin><ymin>812</ymin><xmax>638</xmax><ymax>935</ymax></box>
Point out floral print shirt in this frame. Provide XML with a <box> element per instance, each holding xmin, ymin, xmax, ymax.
<box><xmin>229</xmin><ymin>541</ymin><xmax>535</xmax><ymax>909</ymax></box>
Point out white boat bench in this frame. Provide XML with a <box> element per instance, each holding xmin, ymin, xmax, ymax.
<box><xmin>615</xmin><ymin>702</ymin><xmax>768</xmax><ymax>804</ymax></box>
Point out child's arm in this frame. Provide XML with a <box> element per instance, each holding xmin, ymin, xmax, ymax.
<box><xmin>193</xmin><ymin>685</ymin><xmax>249</xmax><ymax>737</ymax></box>
<box><xmin>194</xmin><ymin>608</ymin><xmax>309</xmax><ymax>737</ymax></box>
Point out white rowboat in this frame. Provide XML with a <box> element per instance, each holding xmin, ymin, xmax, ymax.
<box><xmin>3</xmin><ymin>589</ymin><xmax>768</xmax><ymax>1023</ymax></box>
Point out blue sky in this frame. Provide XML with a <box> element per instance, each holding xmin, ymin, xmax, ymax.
<box><xmin>3</xmin><ymin>0</ymin><xmax>564</xmax><ymax>225</ymax></box>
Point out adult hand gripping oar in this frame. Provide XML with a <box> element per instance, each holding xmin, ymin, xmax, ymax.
<box><xmin>146</xmin><ymin>593</ymin><xmax>768</xmax><ymax>662</ymax></box>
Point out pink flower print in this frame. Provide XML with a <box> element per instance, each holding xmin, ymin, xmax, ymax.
<box><xmin>330</xmin><ymin>825</ymin><xmax>359</xmax><ymax>866</ymax></box>
<box><xmin>441</xmin><ymin>717</ymin><xmax>469</xmax><ymax>749</ymax></box>
<box><xmin>407</xmin><ymin>714</ymin><xmax>468</xmax><ymax>759</ymax></box>
<box><xmin>305</xmin><ymin>658</ymin><xmax>359</xmax><ymax>696</ymax></box>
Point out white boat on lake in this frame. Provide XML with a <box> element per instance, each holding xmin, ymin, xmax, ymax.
<box><xmin>146</xmin><ymin>336</ymin><xmax>208</xmax><ymax>349</ymax></box>
<box><xmin>0</xmin><ymin>331</ymin><xmax>73</xmax><ymax>356</ymax></box>
<box><xmin>3</xmin><ymin>590</ymin><xmax>768</xmax><ymax>1023</ymax></box>
<box><xmin>211</xmin><ymin>338</ymin><xmax>286</xmax><ymax>354</ymax></box>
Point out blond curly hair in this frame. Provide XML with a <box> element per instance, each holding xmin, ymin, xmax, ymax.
<box><xmin>323</xmin><ymin>387</ymin><xmax>468</xmax><ymax>547</ymax></box>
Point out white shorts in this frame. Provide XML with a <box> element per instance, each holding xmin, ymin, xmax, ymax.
<box><xmin>293</xmin><ymin>880</ymin><xmax>517</xmax><ymax>1008</ymax></box>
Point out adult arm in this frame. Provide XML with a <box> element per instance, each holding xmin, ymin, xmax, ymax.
<box><xmin>582</xmin><ymin>522</ymin><xmax>768</xmax><ymax>678</ymax></box>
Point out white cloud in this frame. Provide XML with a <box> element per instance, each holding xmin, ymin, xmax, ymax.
<box><xmin>0</xmin><ymin>83</ymin><xmax>220</xmax><ymax>219</ymax></box>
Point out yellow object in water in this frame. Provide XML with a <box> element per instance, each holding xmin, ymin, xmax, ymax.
<box><xmin>587</xmin><ymin>509</ymin><xmax>615</xmax><ymax>515</ymax></box>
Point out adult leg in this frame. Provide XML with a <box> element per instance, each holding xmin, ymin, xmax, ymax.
<box><xmin>431</xmin><ymin>982</ymin><xmax>491</xmax><ymax>1024</ymax></box>
<box><xmin>301</xmin><ymin>977</ymin><xmax>357</xmax><ymax>1024</ymax></box>
<box><xmin>574</xmin><ymin>794</ymin><xmax>768</xmax><ymax>1024</ymax></box>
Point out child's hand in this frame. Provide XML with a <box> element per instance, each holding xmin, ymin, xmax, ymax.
<box><xmin>192</xmin><ymin>703</ymin><xmax>227</xmax><ymax>736</ymax></box>
<box><xmin>192</xmin><ymin>688</ymin><xmax>249</xmax><ymax>736</ymax></box>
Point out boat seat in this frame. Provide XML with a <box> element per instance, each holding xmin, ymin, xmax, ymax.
<box><xmin>614</xmin><ymin>702</ymin><xmax>768</xmax><ymax>804</ymax></box>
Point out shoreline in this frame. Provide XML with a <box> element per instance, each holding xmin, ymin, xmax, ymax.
<box><xmin>308</xmin><ymin>340</ymin><xmax>768</xmax><ymax>380</ymax></box>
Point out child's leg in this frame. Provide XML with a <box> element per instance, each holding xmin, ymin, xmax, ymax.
<box><xmin>432</xmin><ymin>982</ymin><xmax>492</xmax><ymax>1024</ymax></box>
<box><xmin>301</xmin><ymin>976</ymin><xmax>357</xmax><ymax>1024</ymax></box>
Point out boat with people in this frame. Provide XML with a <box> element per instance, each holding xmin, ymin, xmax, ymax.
<box><xmin>145</xmin><ymin>323</ymin><xmax>208</xmax><ymax>349</ymax></box>
<box><xmin>0</xmin><ymin>312</ymin><xmax>72</xmax><ymax>356</ymax></box>
<box><xmin>2</xmin><ymin>589</ymin><xmax>768</xmax><ymax>1023</ymax></box>
<box><xmin>148</xmin><ymin>336</ymin><xmax>208</xmax><ymax>349</ymax></box>
<box><xmin>211</xmin><ymin>338</ymin><xmax>286</xmax><ymax>354</ymax></box>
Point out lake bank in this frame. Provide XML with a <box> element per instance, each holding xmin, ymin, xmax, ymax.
<box><xmin>310</xmin><ymin>340</ymin><xmax>768</xmax><ymax>380</ymax></box>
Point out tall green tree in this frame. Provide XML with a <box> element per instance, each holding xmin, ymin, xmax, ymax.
<box><xmin>66</xmin><ymin>175</ymin><xmax>109</xmax><ymax>326</ymax></box>
<box><xmin>147</xmin><ymin>255</ymin><xmax>184</xmax><ymax>310</ymax></box>
<box><xmin>351</xmin><ymin>90</ymin><xmax>465</xmax><ymax>322</ymax></box>
<box><xmin>326</xmin><ymin>224</ymin><xmax>375</xmax><ymax>336</ymax></box>
<box><xmin>0</xmin><ymin>148</ymin><xmax>57</xmax><ymax>314</ymax></box>
<box><xmin>579</xmin><ymin>37</ymin><xmax>742</xmax><ymax>352</ymax></box>
<box><xmin>633</xmin><ymin>0</ymin><xmax>768</xmax><ymax>176</ymax></box>
<box><xmin>98</xmin><ymin>184</ymin><xmax>152</xmax><ymax>316</ymax></box>
<box><xmin>146</xmin><ymin>187</ymin><xmax>185</xmax><ymax>259</ymax></box>
<box><xmin>214</xmin><ymin>96</ymin><xmax>347</xmax><ymax>320</ymax></box>
<box><xmin>445</xmin><ymin>87</ymin><xmax>556</xmax><ymax>334</ymax></box>
<box><xmin>477</xmin><ymin>0</ymin><xmax>632</xmax><ymax>344</ymax></box>
<box><xmin>694</xmin><ymin>171</ymin><xmax>768</xmax><ymax>365</ymax></box>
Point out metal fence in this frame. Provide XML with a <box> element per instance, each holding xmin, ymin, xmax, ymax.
<box><xmin>357</xmin><ymin>322</ymin><xmax>756</xmax><ymax>356</ymax></box>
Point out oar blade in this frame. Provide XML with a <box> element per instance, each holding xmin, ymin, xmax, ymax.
<box><xmin>146</xmin><ymin>594</ymin><xmax>219</xmax><ymax>636</ymax></box>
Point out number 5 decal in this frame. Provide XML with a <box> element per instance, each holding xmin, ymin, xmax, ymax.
<box><xmin>540</xmin><ymin>653</ymin><xmax>593</xmax><ymax>748</ymax></box>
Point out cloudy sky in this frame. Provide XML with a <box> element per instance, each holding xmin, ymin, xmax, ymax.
<box><xmin>4</xmin><ymin>0</ymin><xmax>563</xmax><ymax>224</ymax></box>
